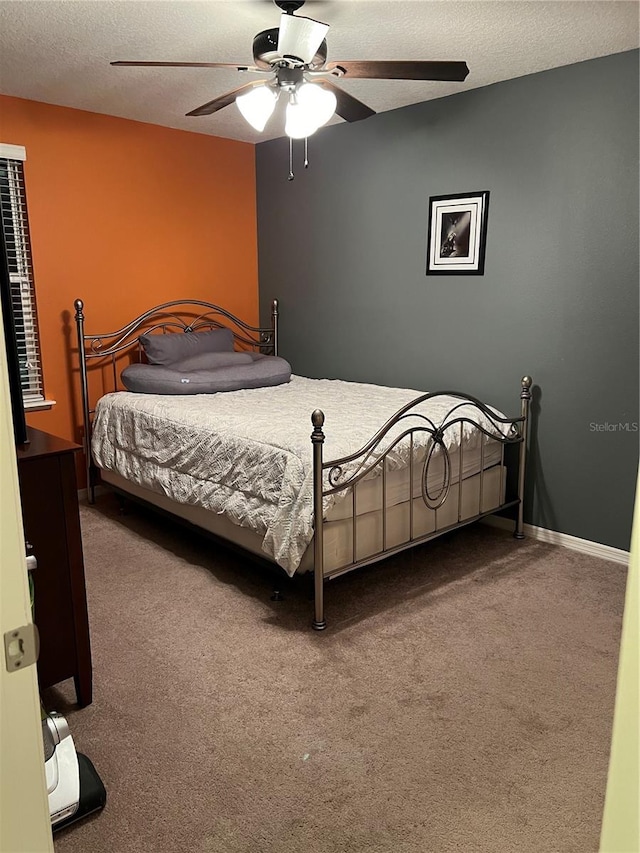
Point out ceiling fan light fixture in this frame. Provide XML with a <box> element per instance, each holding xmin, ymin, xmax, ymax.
<box><xmin>285</xmin><ymin>99</ymin><xmax>320</xmax><ymax>139</ymax></box>
<box><xmin>112</xmin><ymin>3</ymin><xmax>471</xmax><ymax>175</ymax></box>
<box><xmin>296</xmin><ymin>82</ymin><xmax>337</xmax><ymax>128</ymax></box>
<box><xmin>277</xmin><ymin>13</ymin><xmax>330</xmax><ymax>66</ymax></box>
<box><xmin>236</xmin><ymin>84</ymin><xmax>278</xmax><ymax>131</ymax></box>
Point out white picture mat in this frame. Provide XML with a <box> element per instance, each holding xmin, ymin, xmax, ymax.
<box><xmin>432</xmin><ymin>202</ymin><xmax>479</xmax><ymax>266</ymax></box>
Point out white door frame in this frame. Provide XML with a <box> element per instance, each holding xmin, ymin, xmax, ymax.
<box><xmin>0</xmin><ymin>302</ymin><xmax>53</xmax><ymax>852</ymax></box>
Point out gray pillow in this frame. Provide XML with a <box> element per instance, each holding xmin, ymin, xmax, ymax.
<box><xmin>170</xmin><ymin>351</ymin><xmax>253</xmax><ymax>371</ymax></box>
<box><xmin>121</xmin><ymin>355</ymin><xmax>292</xmax><ymax>395</ymax></box>
<box><xmin>139</xmin><ymin>327</ymin><xmax>234</xmax><ymax>365</ymax></box>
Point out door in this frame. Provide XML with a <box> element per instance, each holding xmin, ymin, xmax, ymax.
<box><xmin>0</xmin><ymin>306</ymin><xmax>53</xmax><ymax>852</ymax></box>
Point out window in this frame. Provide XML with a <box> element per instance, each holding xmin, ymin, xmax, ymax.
<box><xmin>0</xmin><ymin>143</ymin><xmax>50</xmax><ymax>409</ymax></box>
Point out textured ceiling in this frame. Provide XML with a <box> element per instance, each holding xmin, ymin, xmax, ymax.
<box><xmin>0</xmin><ymin>0</ymin><xmax>638</xmax><ymax>144</ymax></box>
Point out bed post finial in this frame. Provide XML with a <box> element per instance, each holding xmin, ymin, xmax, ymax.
<box><xmin>311</xmin><ymin>409</ymin><xmax>326</xmax><ymax>631</ymax></box>
<box><xmin>515</xmin><ymin>375</ymin><xmax>533</xmax><ymax>539</ymax></box>
<box><xmin>271</xmin><ymin>299</ymin><xmax>279</xmax><ymax>357</ymax></box>
<box><xmin>74</xmin><ymin>298</ymin><xmax>94</xmax><ymax>504</ymax></box>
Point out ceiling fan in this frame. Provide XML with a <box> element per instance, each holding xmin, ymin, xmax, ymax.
<box><xmin>112</xmin><ymin>0</ymin><xmax>469</xmax><ymax>176</ymax></box>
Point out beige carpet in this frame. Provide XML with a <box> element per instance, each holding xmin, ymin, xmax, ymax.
<box><xmin>47</xmin><ymin>494</ymin><xmax>627</xmax><ymax>853</ymax></box>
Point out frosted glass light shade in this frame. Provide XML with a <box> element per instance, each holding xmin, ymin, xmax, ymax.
<box><xmin>296</xmin><ymin>83</ymin><xmax>337</xmax><ymax>128</ymax></box>
<box><xmin>236</xmin><ymin>85</ymin><xmax>278</xmax><ymax>132</ymax></box>
<box><xmin>277</xmin><ymin>14</ymin><xmax>329</xmax><ymax>65</ymax></box>
<box><xmin>285</xmin><ymin>101</ymin><xmax>319</xmax><ymax>139</ymax></box>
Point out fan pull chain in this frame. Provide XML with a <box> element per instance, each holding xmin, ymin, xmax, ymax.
<box><xmin>287</xmin><ymin>139</ymin><xmax>310</xmax><ymax>181</ymax></box>
<box><xmin>288</xmin><ymin>137</ymin><xmax>294</xmax><ymax>181</ymax></box>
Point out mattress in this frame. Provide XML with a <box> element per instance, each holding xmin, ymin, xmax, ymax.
<box><xmin>319</xmin><ymin>464</ymin><xmax>506</xmax><ymax>575</ymax></box>
<box><xmin>101</xmin><ymin>464</ymin><xmax>506</xmax><ymax>577</ymax></box>
<box><xmin>325</xmin><ymin>440</ymin><xmax>502</xmax><ymax>521</ymax></box>
<box><xmin>92</xmin><ymin>375</ymin><xmax>512</xmax><ymax>575</ymax></box>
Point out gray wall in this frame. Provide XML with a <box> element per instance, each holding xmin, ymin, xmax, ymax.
<box><xmin>256</xmin><ymin>50</ymin><xmax>639</xmax><ymax>551</ymax></box>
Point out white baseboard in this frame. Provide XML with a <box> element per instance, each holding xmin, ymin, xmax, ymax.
<box><xmin>482</xmin><ymin>516</ymin><xmax>630</xmax><ymax>565</ymax></box>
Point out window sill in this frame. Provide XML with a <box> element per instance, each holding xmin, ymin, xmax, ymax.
<box><xmin>24</xmin><ymin>399</ymin><xmax>56</xmax><ymax>412</ymax></box>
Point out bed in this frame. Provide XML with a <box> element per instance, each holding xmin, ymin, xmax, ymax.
<box><xmin>74</xmin><ymin>297</ymin><xmax>532</xmax><ymax>629</ymax></box>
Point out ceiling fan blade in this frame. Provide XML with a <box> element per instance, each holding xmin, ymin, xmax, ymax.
<box><xmin>277</xmin><ymin>13</ymin><xmax>329</xmax><ymax>64</ymax></box>
<box><xmin>111</xmin><ymin>61</ymin><xmax>258</xmax><ymax>71</ymax></box>
<box><xmin>186</xmin><ymin>81</ymin><xmax>267</xmax><ymax>117</ymax></box>
<box><xmin>317</xmin><ymin>80</ymin><xmax>375</xmax><ymax>123</ymax></box>
<box><xmin>326</xmin><ymin>60</ymin><xmax>470</xmax><ymax>82</ymax></box>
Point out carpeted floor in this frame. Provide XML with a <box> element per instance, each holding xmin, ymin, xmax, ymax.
<box><xmin>47</xmin><ymin>494</ymin><xmax>627</xmax><ymax>853</ymax></box>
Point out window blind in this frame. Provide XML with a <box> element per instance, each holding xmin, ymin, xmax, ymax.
<box><xmin>0</xmin><ymin>144</ymin><xmax>45</xmax><ymax>406</ymax></box>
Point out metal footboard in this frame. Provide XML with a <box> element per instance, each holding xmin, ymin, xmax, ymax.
<box><xmin>310</xmin><ymin>377</ymin><xmax>532</xmax><ymax>630</ymax></box>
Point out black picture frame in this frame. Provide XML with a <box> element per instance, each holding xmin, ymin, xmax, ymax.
<box><xmin>426</xmin><ymin>190</ymin><xmax>490</xmax><ymax>275</ymax></box>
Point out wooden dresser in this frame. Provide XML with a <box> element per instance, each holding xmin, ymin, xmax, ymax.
<box><xmin>16</xmin><ymin>427</ymin><xmax>92</xmax><ymax>706</ymax></box>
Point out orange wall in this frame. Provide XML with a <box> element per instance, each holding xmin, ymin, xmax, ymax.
<box><xmin>0</xmin><ymin>95</ymin><xmax>258</xmax><ymax>445</ymax></box>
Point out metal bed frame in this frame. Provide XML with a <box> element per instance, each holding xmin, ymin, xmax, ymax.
<box><xmin>74</xmin><ymin>297</ymin><xmax>532</xmax><ymax>630</ymax></box>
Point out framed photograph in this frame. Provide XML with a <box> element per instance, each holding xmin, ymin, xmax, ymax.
<box><xmin>426</xmin><ymin>191</ymin><xmax>490</xmax><ymax>275</ymax></box>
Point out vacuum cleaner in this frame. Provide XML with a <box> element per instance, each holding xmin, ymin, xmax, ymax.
<box><xmin>42</xmin><ymin>712</ymin><xmax>106</xmax><ymax>831</ymax></box>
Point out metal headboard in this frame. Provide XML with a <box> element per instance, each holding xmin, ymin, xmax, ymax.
<box><xmin>74</xmin><ymin>297</ymin><xmax>279</xmax><ymax>501</ymax></box>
